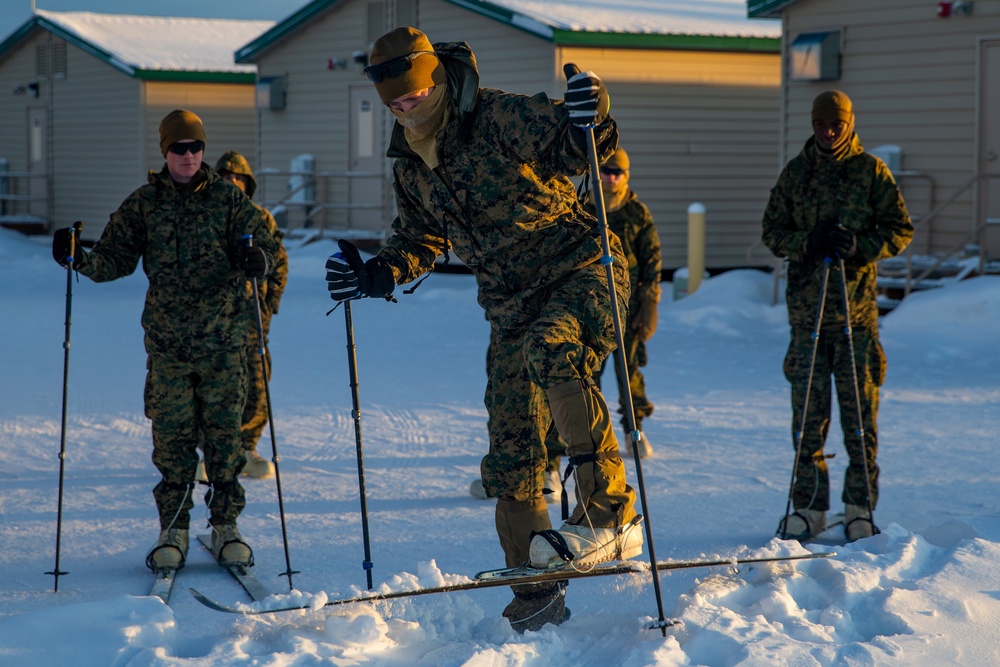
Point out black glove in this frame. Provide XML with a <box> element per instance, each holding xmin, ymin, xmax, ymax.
<box><xmin>804</xmin><ymin>219</ymin><xmax>836</xmax><ymax>258</ymax></box>
<box><xmin>52</xmin><ymin>226</ymin><xmax>83</xmax><ymax>269</ymax></box>
<box><xmin>828</xmin><ymin>225</ymin><xmax>857</xmax><ymax>260</ymax></box>
<box><xmin>242</xmin><ymin>245</ymin><xmax>269</xmax><ymax>278</ymax></box>
<box><xmin>564</xmin><ymin>64</ymin><xmax>610</xmax><ymax>128</ymax></box>
<box><xmin>326</xmin><ymin>239</ymin><xmax>395</xmax><ymax>302</ymax></box>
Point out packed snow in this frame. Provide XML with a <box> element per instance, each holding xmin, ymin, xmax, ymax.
<box><xmin>1</xmin><ymin>226</ymin><xmax>998</xmax><ymax>666</ymax></box>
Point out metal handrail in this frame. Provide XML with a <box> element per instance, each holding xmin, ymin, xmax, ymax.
<box><xmin>900</xmin><ymin>173</ymin><xmax>1000</xmax><ymax>296</ymax></box>
<box><xmin>256</xmin><ymin>168</ymin><xmax>383</xmax><ymax>235</ymax></box>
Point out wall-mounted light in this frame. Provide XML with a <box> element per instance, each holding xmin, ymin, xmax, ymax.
<box><xmin>327</xmin><ymin>58</ymin><xmax>348</xmax><ymax>71</ymax></box>
<box><xmin>953</xmin><ymin>0</ymin><xmax>974</xmax><ymax>15</ymax></box>
<box><xmin>27</xmin><ymin>81</ymin><xmax>39</xmax><ymax>98</ymax></box>
<box><xmin>353</xmin><ymin>50</ymin><xmax>368</xmax><ymax>74</ymax></box>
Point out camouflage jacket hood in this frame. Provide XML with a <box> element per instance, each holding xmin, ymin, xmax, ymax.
<box><xmin>78</xmin><ymin>164</ymin><xmax>277</xmax><ymax>360</ymax></box>
<box><xmin>761</xmin><ymin>134</ymin><xmax>913</xmax><ymax>330</ymax></box>
<box><xmin>378</xmin><ymin>41</ymin><xmax>625</xmax><ymax>334</ymax></box>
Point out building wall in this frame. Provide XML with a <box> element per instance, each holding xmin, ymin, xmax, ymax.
<box><xmin>779</xmin><ymin>0</ymin><xmax>1000</xmax><ymax>257</ymax></box>
<box><xmin>253</xmin><ymin>0</ymin><xmax>781</xmax><ymax>269</ymax></box>
<box><xmin>50</xmin><ymin>36</ymin><xmax>141</xmax><ymax>239</ymax></box>
<box><xmin>144</xmin><ymin>81</ymin><xmax>258</xmax><ymax>174</ymax></box>
<box><xmin>254</xmin><ymin>1</ymin><xmax>371</xmax><ymax>230</ymax></box>
<box><xmin>0</xmin><ymin>28</ymin><xmax>259</xmax><ymax>241</ymax></box>
<box><xmin>560</xmin><ymin>47</ymin><xmax>781</xmax><ymax>269</ymax></box>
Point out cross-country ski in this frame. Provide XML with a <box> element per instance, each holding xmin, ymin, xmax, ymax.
<box><xmin>189</xmin><ymin>552</ymin><xmax>834</xmax><ymax>615</ymax></box>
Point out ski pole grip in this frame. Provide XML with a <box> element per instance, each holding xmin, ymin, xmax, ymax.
<box><xmin>563</xmin><ymin>63</ymin><xmax>581</xmax><ymax>80</ymax></box>
<box><xmin>68</xmin><ymin>221</ymin><xmax>83</xmax><ymax>264</ymax></box>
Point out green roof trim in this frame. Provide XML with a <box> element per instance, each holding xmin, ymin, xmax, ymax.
<box><xmin>232</xmin><ymin>0</ymin><xmax>782</xmax><ymax>64</ymax></box>
<box><xmin>0</xmin><ymin>14</ymin><xmax>257</xmax><ymax>82</ymax></box>
<box><xmin>551</xmin><ymin>30</ymin><xmax>779</xmax><ymax>52</ymax></box>
<box><xmin>132</xmin><ymin>70</ymin><xmax>257</xmax><ymax>84</ymax></box>
<box><xmin>235</xmin><ymin>0</ymin><xmax>343</xmax><ymax>63</ymax></box>
<box><xmin>747</xmin><ymin>0</ymin><xmax>797</xmax><ymax>19</ymax></box>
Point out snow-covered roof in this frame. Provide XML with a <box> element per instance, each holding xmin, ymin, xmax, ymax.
<box><xmin>237</xmin><ymin>0</ymin><xmax>779</xmax><ymax>64</ymax></box>
<box><xmin>467</xmin><ymin>0</ymin><xmax>780</xmax><ymax>39</ymax></box>
<box><xmin>0</xmin><ymin>10</ymin><xmax>274</xmax><ymax>82</ymax></box>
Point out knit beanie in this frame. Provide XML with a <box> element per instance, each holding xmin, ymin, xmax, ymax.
<box><xmin>602</xmin><ymin>147</ymin><xmax>630</xmax><ymax>173</ymax></box>
<box><xmin>369</xmin><ymin>27</ymin><xmax>447</xmax><ymax>105</ymax></box>
<box><xmin>811</xmin><ymin>90</ymin><xmax>853</xmax><ymax>122</ymax></box>
<box><xmin>159</xmin><ymin>109</ymin><xmax>207</xmax><ymax>157</ymax></box>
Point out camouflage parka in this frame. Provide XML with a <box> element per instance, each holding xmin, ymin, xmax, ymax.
<box><xmin>215</xmin><ymin>150</ymin><xmax>289</xmax><ymax>318</ymax></box>
<box><xmin>761</xmin><ymin>134</ymin><xmax>913</xmax><ymax>331</ymax></box>
<box><xmin>77</xmin><ymin>165</ymin><xmax>277</xmax><ymax>360</ymax></box>
<box><xmin>585</xmin><ymin>191</ymin><xmax>661</xmax><ymax>313</ymax></box>
<box><xmin>377</xmin><ymin>41</ymin><xmax>627</xmax><ymax>335</ymax></box>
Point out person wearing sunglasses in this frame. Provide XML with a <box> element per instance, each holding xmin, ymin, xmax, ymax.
<box><xmin>583</xmin><ymin>148</ymin><xmax>661</xmax><ymax>459</ymax></box>
<box><xmin>326</xmin><ymin>26</ymin><xmax>643</xmax><ymax>633</ymax></box>
<box><xmin>51</xmin><ymin>109</ymin><xmax>279</xmax><ymax>574</ymax></box>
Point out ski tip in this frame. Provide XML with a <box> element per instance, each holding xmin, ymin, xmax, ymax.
<box><xmin>188</xmin><ymin>588</ymin><xmax>243</xmax><ymax>614</ymax></box>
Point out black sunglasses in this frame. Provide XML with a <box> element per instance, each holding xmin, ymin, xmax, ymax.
<box><xmin>167</xmin><ymin>140</ymin><xmax>205</xmax><ymax>155</ymax></box>
<box><xmin>364</xmin><ymin>51</ymin><xmax>435</xmax><ymax>84</ymax></box>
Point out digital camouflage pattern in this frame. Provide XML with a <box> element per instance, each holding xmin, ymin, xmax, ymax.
<box><xmin>586</xmin><ymin>191</ymin><xmax>661</xmax><ymax>428</ymax></box>
<box><xmin>762</xmin><ymin>134</ymin><xmax>912</xmax><ymax>512</ymax></box>
<box><xmin>78</xmin><ymin>166</ymin><xmax>278</xmax><ymax>361</ymax></box>
<box><xmin>77</xmin><ymin>164</ymin><xmax>277</xmax><ymax>528</ymax></box>
<box><xmin>372</xmin><ymin>41</ymin><xmax>635</xmax><ymax>532</ymax></box>
<box><xmin>378</xmin><ymin>41</ymin><xmax>627</xmax><ymax>336</ymax></box>
<box><xmin>147</xmin><ymin>349</ymin><xmax>248</xmax><ymax>528</ymax></box>
<box><xmin>783</xmin><ymin>327</ymin><xmax>885</xmax><ymax>510</ymax></box>
<box><xmin>242</xmin><ymin>207</ymin><xmax>288</xmax><ymax>452</ymax></box>
<box><xmin>761</xmin><ymin>134</ymin><xmax>913</xmax><ymax>332</ymax></box>
<box><xmin>213</xmin><ymin>150</ymin><xmax>290</xmax><ymax>453</ymax></box>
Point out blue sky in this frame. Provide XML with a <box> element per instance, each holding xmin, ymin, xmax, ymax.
<box><xmin>1</xmin><ymin>1</ymin><xmax>300</xmax><ymax>43</ymax></box>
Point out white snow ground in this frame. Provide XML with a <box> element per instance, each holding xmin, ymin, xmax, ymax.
<box><xmin>1</xmin><ymin>226</ymin><xmax>998</xmax><ymax>666</ymax></box>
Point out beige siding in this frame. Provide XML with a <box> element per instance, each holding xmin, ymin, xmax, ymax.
<box><xmin>0</xmin><ymin>32</ymin><xmax>47</xmax><ymax>220</ymax></box>
<box><xmin>780</xmin><ymin>0</ymin><xmax>1000</xmax><ymax>256</ymax></box>
<box><xmin>144</xmin><ymin>81</ymin><xmax>258</xmax><ymax>173</ymax></box>
<box><xmin>50</xmin><ymin>37</ymin><xmax>141</xmax><ymax>240</ymax></box>
<box><xmin>561</xmin><ymin>48</ymin><xmax>781</xmax><ymax>269</ymax></box>
<box><xmin>0</xmin><ymin>29</ymin><xmax>258</xmax><ymax>241</ymax></box>
<box><xmin>252</xmin><ymin>0</ymin><xmax>782</xmax><ymax>269</ymax></box>
<box><xmin>254</xmin><ymin>1</ymin><xmax>372</xmax><ymax>229</ymax></box>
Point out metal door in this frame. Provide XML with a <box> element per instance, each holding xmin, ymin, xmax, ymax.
<box><xmin>27</xmin><ymin>106</ymin><xmax>49</xmax><ymax>220</ymax></box>
<box><xmin>348</xmin><ymin>85</ymin><xmax>384</xmax><ymax>234</ymax></box>
<box><xmin>978</xmin><ymin>39</ymin><xmax>1000</xmax><ymax>257</ymax></box>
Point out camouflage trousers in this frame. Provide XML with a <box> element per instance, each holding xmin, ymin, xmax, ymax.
<box><xmin>242</xmin><ymin>327</ymin><xmax>272</xmax><ymax>453</ymax></box>
<box><xmin>145</xmin><ymin>348</ymin><xmax>249</xmax><ymax>529</ymax></box>
<box><xmin>597</xmin><ymin>322</ymin><xmax>653</xmax><ymax>430</ymax></box>
<box><xmin>783</xmin><ymin>326</ymin><xmax>886</xmax><ymax>511</ymax></box>
<box><xmin>480</xmin><ymin>264</ymin><xmax>637</xmax><ymax>526</ymax></box>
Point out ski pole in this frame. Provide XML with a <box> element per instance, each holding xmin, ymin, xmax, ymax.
<box><xmin>835</xmin><ymin>256</ymin><xmax>880</xmax><ymax>535</ymax></box>
<box><xmin>780</xmin><ymin>256</ymin><xmax>832</xmax><ymax>539</ymax></box>
<box><xmin>343</xmin><ymin>299</ymin><xmax>375</xmax><ymax>589</ymax></box>
<box><xmin>243</xmin><ymin>234</ymin><xmax>299</xmax><ymax>590</ymax></box>
<box><xmin>564</xmin><ymin>63</ymin><xmax>669</xmax><ymax>634</ymax></box>
<box><xmin>47</xmin><ymin>221</ymin><xmax>82</xmax><ymax>591</ymax></box>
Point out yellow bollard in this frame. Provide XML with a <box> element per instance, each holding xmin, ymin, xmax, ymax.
<box><xmin>687</xmin><ymin>203</ymin><xmax>706</xmax><ymax>295</ymax></box>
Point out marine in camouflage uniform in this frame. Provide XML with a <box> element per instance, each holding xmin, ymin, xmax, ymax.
<box><xmin>214</xmin><ymin>151</ymin><xmax>289</xmax><ymax>478</ymax></box>
<box><xmin>761</xmin><ymin>91</ymin><xmax>912</xmax><ymax>541</ymax></box>
<box><xmin>54</xmin><ymin>110</ymin><xmax>277</xmax><ymax>565</ymax></box>
<box><xmin>585</xmin><ymin>148</ymin><xmax>662</xmax><ymax>452</ymax></box>
<box><xmin>326</xmin><ymin>28</ymin><xmax>641</xmax><ymax>632</ymax></box>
